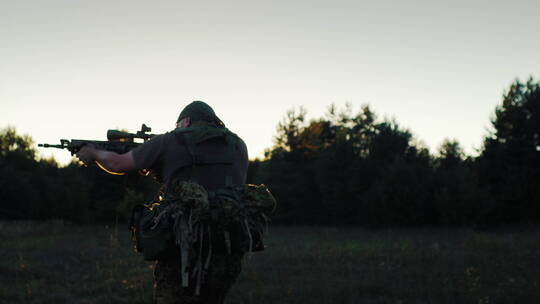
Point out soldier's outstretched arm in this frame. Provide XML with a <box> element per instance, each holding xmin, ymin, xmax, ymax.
<box><xmin>76</xmin><ymin>145</ymin><xmax>136</xmax><ymax>173</ymax></box>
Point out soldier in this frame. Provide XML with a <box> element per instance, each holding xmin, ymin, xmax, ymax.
<box><xmin>76</xmin><ymin>100</ymin><xmax>249</xmax><ymax>304</ymax></box>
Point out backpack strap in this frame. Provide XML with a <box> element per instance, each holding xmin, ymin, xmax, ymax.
<box><xmin>182</xmin><ymin>131</ymin><xmax>199</xmax><ymax>183</ymax></box>
<box><xmin>224</xmin><ymin>134</ymin><xmax>237</xmax><ymax>187</ymax></box>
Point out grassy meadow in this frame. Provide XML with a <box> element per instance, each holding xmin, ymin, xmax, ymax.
<box><xmin>1</xmin><ymin>220</ymin><xmax>539</xmax><ymax>304</ymax></box>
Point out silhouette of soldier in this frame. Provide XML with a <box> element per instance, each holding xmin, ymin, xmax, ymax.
<box><xmin>76</xmin><ymin>101</ymin><xmax>249</xmax><ymax>304</ymax></box>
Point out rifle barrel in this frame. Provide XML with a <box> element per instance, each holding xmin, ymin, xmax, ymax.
<box><xmin>38</xmin><ymin>143</ymin><xmax>65</xmax><ymax>149</ymax></box>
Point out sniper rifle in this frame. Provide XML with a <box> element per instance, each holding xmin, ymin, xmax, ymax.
<box><xmin>39</xmin><ymin>124</ymin><xmax>155</xmax><ymax>155</ymax></box>
<box><xmin>38</xmin><ymin>124</ymin><xmax>156</xmax><ymax>174</ymax></box>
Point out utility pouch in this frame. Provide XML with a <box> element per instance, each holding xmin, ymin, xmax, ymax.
<box><xmin>211</xmin><ymin>184</ymin><xmax>276</xmax><ymax>252</ymax></box>
<box><xmin>129</xmin><ymin>202</ymin><xmax>176</xmax><ymax>261</ymax></box>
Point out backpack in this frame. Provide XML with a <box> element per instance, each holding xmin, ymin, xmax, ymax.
<box><xmin>129</xmin><ymin>126</ymin><xmax>276</xmax><ymax>292</ymax></box>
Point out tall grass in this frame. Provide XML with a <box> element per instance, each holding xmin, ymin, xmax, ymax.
<box><xmin>1</xmin><ymin>221</ymin><xmax>539</xmax><ymax>303</ymax></box>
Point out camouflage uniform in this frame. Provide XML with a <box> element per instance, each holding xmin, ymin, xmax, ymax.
<box><xmin>152</xmin><ymin>204</ymin><xmax>247</xmax><ymax>304</ymax></box>
<box><xmin>154</xmin><ymin>252</ymin><xmax>243</xmax><ymax>304</ymax></box>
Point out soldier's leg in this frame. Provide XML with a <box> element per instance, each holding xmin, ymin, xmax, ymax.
<box><xmin>200</xmin><ymin>253</ymin><xmax>244</xmax><ymax>304</ymax></box>
<box><xmin>154</xmin><ymin>259</ymin><xmax>201</xmax><ymax>304</ymax></box>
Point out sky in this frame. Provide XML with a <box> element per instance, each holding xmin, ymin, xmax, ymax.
<box><xmin>1</xmin><ymin>0</ymin><xmax>539</xmax><ymax>165</ymax></box>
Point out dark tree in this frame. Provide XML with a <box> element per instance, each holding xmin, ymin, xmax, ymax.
<box><xmin>479</xmin><ymin>78</ymin><xmax>540</xmax><ymax>224</ymax></box>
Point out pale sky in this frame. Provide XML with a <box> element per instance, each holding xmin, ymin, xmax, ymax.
<box><xmin>1</xmin><ymin>0</ymin><xmax>539</xmax><ymax>165</ymax></box>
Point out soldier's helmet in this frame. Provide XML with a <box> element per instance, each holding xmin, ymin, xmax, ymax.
<box><xmin>177</xmin><ymin>100</ymin><xmax>224</xmax><ymax>127</ymax></box>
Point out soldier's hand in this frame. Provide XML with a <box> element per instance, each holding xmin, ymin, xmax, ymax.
<box><xmin>76</xmin><ymin>144</ymin><xmax>96</xmax><ymax>166</ymax></box>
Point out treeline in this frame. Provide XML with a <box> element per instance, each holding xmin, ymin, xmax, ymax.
<box><xmin>0</xmin><ymin>130</ymin><xmax>159</xmax><ymax>223</ymax></box>
<box><xmin>1</xmin><ymin>78</ymin><xmax>539</xmax><ymax>227</ymax></box>
<box><xmin>252</xmin><ymin>78</ymin><xmax>540</xmax><ymax>227</ymax></box>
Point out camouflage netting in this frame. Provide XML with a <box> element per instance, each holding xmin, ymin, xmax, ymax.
<box><xmin>150</xmin><ymin>180</ymin><xmax>276</xmax><ymax>295</ymax></box>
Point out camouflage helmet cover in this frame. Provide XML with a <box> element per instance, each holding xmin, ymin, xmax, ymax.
<box><xmin>177</xmin><ymin>101</ymin><xmax>223</xmax><ymax>126</ymax></box>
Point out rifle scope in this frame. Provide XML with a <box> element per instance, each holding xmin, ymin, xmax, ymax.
<box><xmin>107</xmin><ymin>130</ymin><xmax>137</xmax><ymax>141</ymax></box>
<box><xmin>107</xmin><ymin>124</ymin><xmax>154</xmax><ymax>142</ymax></box>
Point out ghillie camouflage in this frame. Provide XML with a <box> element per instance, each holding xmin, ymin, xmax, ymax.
<box><xmin>130</xmin><ymin>180</ymin><xmax>276</xmax><ymax>294</ymax></box>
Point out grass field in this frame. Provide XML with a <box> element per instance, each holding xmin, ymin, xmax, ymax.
<box><xmin>1</xmin><ymin>220</ymin><xmax>539</xmax><ymax>304</ymax></box>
